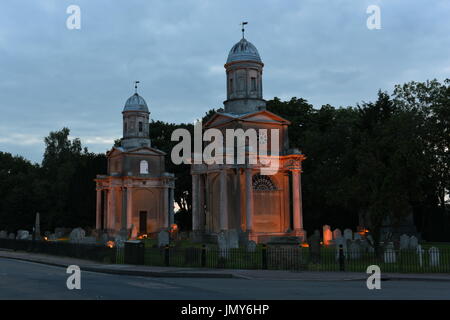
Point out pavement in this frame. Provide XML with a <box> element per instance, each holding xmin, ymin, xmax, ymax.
<box><xmin>1</xmin><ymin>249</ymin><xmax>450</xmax><ymax>282</ymax></box>
<box><xmin>2</xmin><ymin>257</ymin><xmax>450</xmax><ymax>300</ymax></box>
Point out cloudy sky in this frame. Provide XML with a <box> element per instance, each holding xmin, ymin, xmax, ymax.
<box><xmin>0</xmin><ymin>0</ymin><xmax>449</xmax><ymax>163</ymax></box>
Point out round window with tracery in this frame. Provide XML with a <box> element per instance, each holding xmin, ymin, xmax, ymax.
<box><xmin>252</xmin><ymin>174</ymin><xmax>276</xmax><ymax>191</ymax></box>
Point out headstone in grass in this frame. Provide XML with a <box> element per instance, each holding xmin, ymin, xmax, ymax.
<box><xmin>246</xmin><ymin>240</ymin><xmax>257</xmax><ymax>252</ymax></box>
<box><xmin>55</xmin><ymin>227</ymin><xmax>71</xmax><ymax>238</ymax></box>
<box><xmin>69</xmin><ymin>227</ymin><xmax>86</xmax><ymax>243</ymax></box>
<box><xmin>227</xmin><ymin>229</ymin><xmax>239</xmax><ymax>249</ymax></box>
<box><xmin>308</xmin><ymin>231</ymin><xmax>321</xmax><ymax>264</ymax></box>
<box><xmin>48</xmin><ymin>233</ymin><xmax>57</xmax><ymax>241</ymax></box>
<box><xmin>334</xmin><ymin>237</ymin><xmax>348</xmax><ymax>260</ymax></box>
<box><xmin>416</xmin><ymin>245</ymin><xmax>424</xmax><ymax>267</ymax></box>
<box><xmin>400</xmin><ymin>234</ymin><xmax>410</xmax><ymax>250</ymax></box>
<box><xmin>429</xmin><ymin>247</ymin><xmax>440</xmax><ymax>267</ymax></box>
<box><xmin>323</xmin><ymin>225</ymin><xmax>332</xmax><ymax>245</ymax></box>
<box><xmin>157</xmin><ymin>230</ymin><xmax>170</xmax><ymax>247</ymax></box>
<box><xmin>16</xmin><ymin>230</ymin><xmax>30</xmax><ymax>240</ymax></box>
<box><xmin>238</xmin><ymin>230</ymin><xmax>249</xmax><ymax>248</ymax></box>
<box><xmin>354</xmin><ymin>233</ymin><xmax>362</xmax><ymax>240</ymax></box>
<box><xmin>217</xmin><ymin>231</ymin><xmax>229</xmax><ymax>258</ymax></box>
<box><xmin>0</xmin><ymin>230</ymin><xmax>7</xmax><ymax>239</ymax></box>
<box><xmin>359</xmin><ymin>239</ymin><xmax>370</xmax><ymax>252</ymax></box>
<box><xmin>344</xmin><ymin>229</ymin><xmax>353</xmax><ymax>241</ymax></box>
<box><xmin>409</xmin><ymin>236</ymin><xmax>418</xmax><ymax>250</ymax></box>
<box><xmin>384</xmin><ymin>243</ymin><xmax>396</xmax><ymax>263</ymax></box>
<box><xmin>332</xmin><ymin>229</ymin><xmax>342</xmax><ymax>240</ymax></box>
<box><xmin>348</xmin><ymin>241</ymin><xmax>361</xmax><ymax>259</ymax></box>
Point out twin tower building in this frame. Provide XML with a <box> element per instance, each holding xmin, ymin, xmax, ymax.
<box><xmin>95</xmin><ymin>32</ymin><xmax>307</xmax><ymax>243</ymax></box>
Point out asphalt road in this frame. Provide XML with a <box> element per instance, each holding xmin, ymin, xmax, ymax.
<box><xmin>0</xmin><ymin>258</ymin><xmax>449</xmax><ymax>300</ymax></box>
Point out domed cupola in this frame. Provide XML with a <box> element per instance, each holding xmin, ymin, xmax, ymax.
<box><xmin>226</xmin><ymin>38</ymin><xmax>262</xmax><ymax>64</ymax></box>
<box><xmin>223</xmin><ymin>30</ymin><xmax>266</xmax><ymax>114</ymax></box>
<box><xmin>121</xmin><ymin>83</ymin><xmax>151</xmax><ymax>150</ymax></box>
<box><xmin>123</xmin><ymin>93</ymin><xmax>149</xmax><ymax>112</ymax></box>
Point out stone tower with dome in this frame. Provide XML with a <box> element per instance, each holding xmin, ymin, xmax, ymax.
<box><xmin>95</xmin><ymin>89</ymin><xmax>175</xmax><ymax>239</ymax></box>
<box><xmin>191</xmin><ymin>30</ymin><xmax>307</xmax><ymax>243</ymax></box>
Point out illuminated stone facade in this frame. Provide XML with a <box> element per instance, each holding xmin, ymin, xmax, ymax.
<box><xmin>95</xmin><ymin>92</ymin><xmax>175</xmax><ymax>238</ymax></box>
<box><xmin>191</xmin><ymin>35</ymin><xmax>307</xmax><ymax>243</ymax></box>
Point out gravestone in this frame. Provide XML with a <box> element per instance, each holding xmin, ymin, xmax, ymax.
<box><xmin>332</xmin><ymin>228</ymin><xmax>342</xmax><ymax>240</ymax></box>
<box><xmin>359</xmin><ymin>239</ymin><xmax>370</xmax><ymax>252</ymax></box>
<box><xmin>16</xmin><ymin>230</ymin><xmax>29</xmax><ymax>240</ymax></box>
<box><xmin>384</xmin><ymin>243</ymin><xmax>396</xmax><ymax>263</ymax></box>
<box><xmin>157</xmin><ymin>230</ymin><xmax>170</xmax><ymax>247</ymax></box>
<box><xmin>429</xmin><ymin>247</ymin><xmax>440</xmax><ymax>267</ymax></box>
<box><xmin>246</xmin><ymin>240</ymin><xmax>257</xmax><ymax>253</ymax></box>
<box><xmin>323</xmin><ymin>225</ymin><xmax>332</xmax><ymax>245</ymax></box>
<box><xmin>227</xmin><ymin>229</ymin><xmax>239</xmax><ymax>249</ymax></box>
<box><xmin>69</xmin><ymin>227</ymin><xmax>86</xmax><ymax>243</ymax></box>
<box><xmin>409</xmin><ymin>236</ymin><xmax>418</xmax><ymax>250</ymax></box>
<box><xmin>8</xmin><ymin>233</ymin><xmax>15</xmax><ymax>239</ymax></box>
<box><xmin>308</xmin><ymin>231</ymin><xmax>321</xmax><ymax>263</ymax></box>
<box><xmin>416</xmin><ymin>244</ymin><xmax>424</xmax><ymax>267</ymax></box>
<box><xmin>334</xmin><ymin>236</ymin><xmax>348</xmax><ymax>260</ymax></box>
<box><xmin>348</xmin><ymin>241</ymin><xmax>362</xmax><ymax>259</ymax></box>
<box><xmin>98</xmin><ymin>233</ymin><xmax>109</xmax><ymax>245</ymax></box>
<box><xmin>400</xmin><ymin>234</ymin><xmax>410</xmax><ymax>250</ymax></box>
<box><xmin>55</xmin><ymin>228</ymin><xmax>71</xmax><ymax>239</ymax></box>
<box><xmin>354</xmin><ymin>233</ymin><xmax>362</xmax><ymax>240</ymax></box>
<box><xmin>0</xmin><ymin>230</ymin><xmax>7</xmax><ymax>239</ymax></box>
<box><xmin>238</xmin><ymin>230</ymin><xmax>249</xmax><ymax>248</ymax></box>
<box><xmin>343</xmin><ymin>229</ymin><xmax>353</xmax><ymax>241</ymax></box>
<box><xmin>217</xmin><ymin>231</ymin><xmax>228</xmax><ymax>258</ymax></box>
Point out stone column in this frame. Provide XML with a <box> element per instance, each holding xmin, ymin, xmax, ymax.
<box><xmin>109</xmin><ymin>187</ymin><xmax>116</xmax><ymax>231</ymax></box>
<box><xmin>219</xmin><ymin>169</ymin><xmax>228</xmax><ymax>230</ymax></box>
<box><xmin>103</xmin><ymin>190</ymin><xmax>108</xmax><ymax>230</ymax></box>
<box><xmin>126</xmin><ymin>187</ymin><xmax>133</xmax><ymax>228</ymax></box>
<box><xmin>96</xmin><ymin>188</ymin><xmax>102</xmax><ymax>230</ymax></box>
<box><xmin>198</xmin><ymin>174</ymin><xmax>205</xmax><ymax>231</ymax></box>
<box><xmin>192</xmin><ymin>174</ymin><xmax>200</xmax><ymax>231</ymax></box>
<box><xmin>245</xmin><ymin>168</ymin><xmax>253</xmax><ymax>232</ymax></box>
<box><xmin>163</xmin><ymin>186</ymin><xmax>169</xmax><ymax>228</ymax></box>
<box><xmin>292</xmin><ymin>170</ymin><xmax>304</xmax><ymax>236</ymax></box>
<box><xmin>169</xmin><ymin>187</ymin><xmax>175</xmax><ymax>226</ymax></box>
<box><xmin>121</xmin><ymin>187</ymin><xmax>127</xmax><ymax>230</ymax></box>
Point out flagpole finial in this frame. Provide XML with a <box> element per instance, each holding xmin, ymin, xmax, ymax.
<box><xmin>240</xmin><ymin>21</ymin><xmax>248</xmax><ymax>39</ymax></box>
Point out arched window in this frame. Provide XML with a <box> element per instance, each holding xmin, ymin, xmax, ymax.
<box><xmin>140</xmin><ymin>160</ymin><xmax>149</xmax><ymax>174</ymax></box>
<box><xmin>252</xmin><ymin>174</ymin><xmax>276</xmax><ymax>191</ymax></box>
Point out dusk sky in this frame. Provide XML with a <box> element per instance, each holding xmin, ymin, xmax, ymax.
<box><xmin>1</xmin><ymin>0</ymin><xmax>449</xmax><ymax>163</ymax></box>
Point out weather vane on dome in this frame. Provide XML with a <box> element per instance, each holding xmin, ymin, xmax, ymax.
<box><xmin>134</xmin><ymin>80</ymin><xmax>140</xmax><ymax>94</ymax></box>
<box><xmin>240</xmin><ymin>21</ymin><xmax>248</xmax><ymax>39</ymax></box>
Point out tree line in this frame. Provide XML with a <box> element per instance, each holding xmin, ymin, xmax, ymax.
<box><xmin>0</xmin><ymin>79</ymin><xmax>448</xmax><ymax>241</ymax></box>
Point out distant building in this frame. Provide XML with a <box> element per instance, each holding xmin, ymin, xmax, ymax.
<box><xmin>191</xmin><ymin>33</ymin><xmax>307</xmax><ymax>243</ymax></box>
<box><xmin>95</xmin><ymin>92</ymin><xmax>175</xmax><ymax>238</ymax></box>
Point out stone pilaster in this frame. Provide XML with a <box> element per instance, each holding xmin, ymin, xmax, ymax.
<box><xmin>219</xmin><ymin>169</ymin><xmax>228</xmax><ymax>230</ymax></box>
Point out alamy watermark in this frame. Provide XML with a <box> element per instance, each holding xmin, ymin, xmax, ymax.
<box><xmin>366</xmin><ymin>265</ymin><xmax>381</xmax><ymax>289</ymax></box>
<box><xmin>367</xmin><ymin>5</ymin><xmax>381</xmax><ymax>30</ymax></box>
<box><xmin>171</xmin><ymin>121</ymin><xmax>281</xmax><ymax>175</ymax></box>
<box><xmin>66</xmin><ymin>265</ymin><xmax>81</xmax><ymax>290</ymax></box>
<box><xmin>66</xmin><ymin>5</ymin><xmax>81</xmax><ymax>30</ymax></box>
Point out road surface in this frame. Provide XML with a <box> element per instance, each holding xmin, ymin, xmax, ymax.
<box><xmin>0</xmin><ymin>258</ymin><xmax>449</xmax><ymax>300</ymax></box>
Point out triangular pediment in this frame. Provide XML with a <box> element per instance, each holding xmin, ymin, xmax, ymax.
<box><xmin>204</xmin><ymin>110</ymin><xmax>290</xmax><ymax>128</ymax></box>
<box><xmin>239</xmin><ymin>110</ymin><xmax>290</xmax><ymax>125</ymax></box>
<box><xmin>107</xmin><ymin>146</ymin><xmax>166</xmax><ymax>158</ymax></box>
